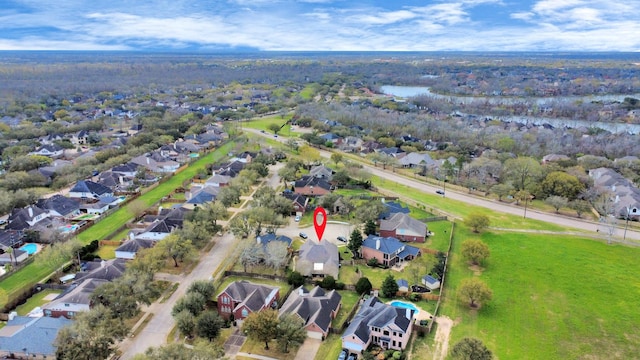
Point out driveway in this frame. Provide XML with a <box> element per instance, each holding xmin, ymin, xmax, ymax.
<box><xmin>223</xmin><ymin>329</ymin><xmax>246</xmax><ymax>357</ymax></box>
<box><xmin>294</xmin><ymin>338</ymin><xmax>322</xmax><ymax>360</ymax></box>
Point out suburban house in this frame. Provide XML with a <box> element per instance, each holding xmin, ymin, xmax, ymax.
<box><xmin>342</xmin><ymin>297</ymin><xmax>414</xmax><ymax>354</ymax></box>
<box><xmin>185</xmin><ymin>185</ymin><xmax>220</xmax><ymax>206</ymax></box>
<box><xmin>29</xmin><ymin>144</ymin><xmax>64</xmax><ymax>158</ymax></box>
<box><xmin>294</xmin><ymin>176</ymin><xmax>332</xmax><ymax>197</ymax></box>
<box><xmin>131</xmin><ymin>154</ymin><xmax>180</xmax><ymax>173</ymax></box>
<box><xmin>111</xmin><ymin>162</ymin><xmax>140</xmax><ymax>177</ymax></box>
<box><xmin>130</xmin><ymin>207</ymin><xmax>190</xmax><ymax>241</ymax></box>
<box><xmin>205</xmin><ymin>174</ymin><xmax>231</xmax><ymax>187</ymax></box>
<box><xmin>296</xmin><ymin>239</ymin><xmax>340</xmax><ymax>278</ymax></box>
<box><xmin>589</xmin><ymin>167</ymin><xmax>640</xmax><ymax>219</ymax></box>
<box><xmin>37</xmin><ymin>195</ymin><xmax>80</xmax><ymax>219</ymax></box>
<box><xmin>320</xmin><ymin>133</ymin><xmax>343</xmax><ymax>146</ymax></box>
<box><xmin>0</xmin><ymin>230</ymin><xmax>23</xmax><ymax>249</ymax></box>
<box><xmin>379</xmin><ymin>213</ymin><xmax>428</xmax><ymax>243</ymax></box>
<box><xmin>115</xmin><ymin>238</ymin><xmax>155</xmax><ymax>260</ymax></box>
<box><xmin>309</xmin><ymin>165</ymin><xmax>333</xmax><ymax>181</ymax></box>
<box><xmin>97</xmin><ymin>171</ymin><xmax>134</xmax><ymax>192</ymax></box>
<box><xmin>0</xmin><ymin>248</ymin><xmax>28</xmax><ymax>266</ymax></box>
<box><xmin>278</xmin><ymin>286</ymin><xmax>342</xmax><ymax>340</ymax></box>
<box><xmin>256</xmin><ymin>233</ymin><xmax>293</xmax><ymax>248</ymax></box>
<box><xmin>68</xmin><ymin>180</ymin><xmax>114</xmax><ymax>201</ymax></box>
<box><xmin>79</xmin><ymin>196</ymin><xmax>121</xmax><ymax>215</ymax></box>
<box><xmin>213</xmin><ymin>160</ymin><xmax>246</xmax><ymax>178</ymax></box>
<box><xmin>6</xmin><ymin>205</ymin><xmax>51</xmax><ymax>231</ymax></box>
<box><xmin>283</xmin><ymin>192</ymin><xmax>308</xmax><ymax>215</ymax></box>
<box><xmin>421</xmin><ymin>275</ymin><xmax>441</xmax><ymax>290</ymax></box>
<box><xmin>379</xmin><ymin>201</ymin><xmax>410</xmax><ymax>220</ymax></box>
<box><xmin>74</xmin><ymin>259</ymin><xmax>127</xmax><ymax>282</ymax></box>
<box><xmin>399</xmin><ymin>152</ymin><xmax>437</xmax><ymax>169</ymax></box>
<box><xmin>42</xmin><ymin>278</ymin><xmax>109</xmax><ymax>318</ymax></box>
<box><xmin>216</xmin><ymin>281</ymin><xmax>279</xmax><ymax>322</ymax></box>
<box><xmin>361</xmin><ymin>235</ymin><xmax>421</xmax><ymax>268</ymax></box>
<box><xmin>0</xmin><ymin>315</ymin><xmax>73</xmax><ymax>358</ymax></box>
<box><xmin>339</xmin><ymin>136</ymin><xmax>364</xmax><ymax>153</ymax></box>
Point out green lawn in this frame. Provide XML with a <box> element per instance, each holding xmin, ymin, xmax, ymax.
<box><xmin>240</xmin><ymin>336</ymin><xmax>298</xmax><ymax>360</ymax></box>
<box><xmin>242</xmin><ymin>115</ymin><xmax>295</xmax><ymax>134</ymax></box>
<box><xmin>15</xmin><ymin>289</ymin><xmax>60</xmax><ymax>315</ymax></box>
<box><xmin>0</xmin><ymin>257</ymin><xmax>70</xmax><ymax>310</ymax></box>
<box><xmin>95</xmin><ymin>244</ymin><xmax>118</xmax><ymax>260</ymax></box>
<box><xmin>314</xmin><ymin>334</ymin><xmax>343</xmax><ymax>360</ymax></box>
<box><xmin>371</xmin><ymin>176</ymin><xmax>572</xmax><ymax>232</ymax></box>
<box><xmin>78</xmin><ymin>141</ymin><xmax>234</xmax><ymax>243</ymax></box>
<box><xmin>440</xmin><ymin>226</ymin><xmax>640</xmax><ymax>360</ymax></box>
<box><xmin>333</xmin><ymin>290</ymin><xmax>360</xmax><ymax>328</ymax></box>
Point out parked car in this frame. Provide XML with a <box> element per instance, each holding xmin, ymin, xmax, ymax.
<box><xmin>337</xmin><ymin>236</ymin><xmax>347</xmax><ymax>242</ymax></box>
<box><xmin>338</xmin><ymin>349</ymin><xmax>348</xmax><ymax>360</ymax></box>
<box><xmin>436</xmin><ymin>190</ymin><xmax>445</xmax><ymax>195</ymax></box>
<box><xmin>294</xmin><ymin>215</ymin><xmax>301</xmax><ymax>222</ymax></box>
<box><xmin>347</xmin><ymin>354</ymin><xmax>357</xmax><ymax>360</ymax></box>
<box><xmin>299</xmin><ymin>232</ymin><xmax>308</xmax><ymax>239</ymax></box>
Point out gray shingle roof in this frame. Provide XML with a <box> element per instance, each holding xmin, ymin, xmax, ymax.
<box><xmin>362</xmin><ymin>235</ymin><xmax>421</xmax><ymax>258</ymax></box>
<box><xmin>342</xmin><ymin>297</ymin><xmax>413</xmax><ymax>345</ymax></box>
<box><xmin>217</xmin><ymin>280</ymin><xmax>279</xmax><ymax>313</ymax></box>
<box><xmin>296</xmin><ymin>240</ymin><xmax>340</xmax><ymax>277</ymax></box>
<box><xmin>0</xmin><ymin>316</ymin><xmax>72</xmax><ymax>356</ymax></box>
<box><xmin>115</xmin><ymin>238</ymin><xmax>155</xmax><ymax>253</ymax></box>
<box><xmin>279</xmin><ymin>286</ymin><xmax>341</xmax><ymax>333</ymax></box>
<box><xmin>37</xmin><ymin>195</ymin><xmax>80</xmax><ymax>217</ymax></box>
<box><xmin>379</xmin><ymin>213</ymin><xmax>427</xmax><ymax>238</ymax></box>
<box><xmin>69</xmin><ymin>180</ymin><xmax>112</xmax><ymax>196</ymax></box>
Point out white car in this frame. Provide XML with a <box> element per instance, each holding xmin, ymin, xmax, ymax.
<box><xmin>294</xmin><ymin>215</ymin><xmax>301</xmax><ymax>222</ymax></box>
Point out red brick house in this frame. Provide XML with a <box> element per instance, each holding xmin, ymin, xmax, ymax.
<box><xmin>379</xmin><ymin>213</ymin><xmax>427</xmax><ymax>243</ymax></box>
<box><xmin>216</xmin><ymin>281</ymin><xmax>279</xmax><ymax>323</ymax></box>
<box><xmin>294</xmin><ymin>176</ymin><xmax>332</xmax><ymax>197</ymax></box>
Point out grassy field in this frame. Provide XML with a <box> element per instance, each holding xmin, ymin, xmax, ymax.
<box><xmin>371</xmin><ymin>175</ymin><xmax>572</xmax><ymax>232</ymax></box>
<box><xmin>439</xmin><ymin>225</ymin><xmax>640</xmax><ymax>360</ymax></box>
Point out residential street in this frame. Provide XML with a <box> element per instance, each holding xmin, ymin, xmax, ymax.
<box><xmin>118</xmin><ymin>162</ymin><xmax>284</xmax><ymax>359</ymax></box>
<box><xmin>246</xmin><ymin>128</ymin><xmax>640</xmax><ymax>243</ymax></box>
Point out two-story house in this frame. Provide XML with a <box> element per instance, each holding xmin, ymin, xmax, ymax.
<box><xmin>279</xmin><ymin>286</ymin><xmax>341</xmax><ymax>340</ymax></box>
<box><xmin>342</xmin><ymin>297</ymin><xmax>414</xmax><ymax>354</ymax></box>
<box><xmin>361</xmin><ymin>235</ymin><xmax>421</xmax><ymax>268</ymax></box>
<box><xmin>379</xmin><ymin>213</ymin><xmax>428</xmax><ymax>243</ymax></box>
<box><xmin>216</xmin><ymin>281</ymin><xmax>279</xmax><ymax>323</ymax></box>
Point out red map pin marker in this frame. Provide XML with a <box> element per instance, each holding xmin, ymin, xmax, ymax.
<box><xmin>313</xmin><ymin>207</ymin><xmax>327</xmax><ymax>242</ymax></box>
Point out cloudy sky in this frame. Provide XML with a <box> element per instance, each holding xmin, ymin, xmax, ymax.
<box><xmin>1</xmin><ymin>0</ymin><xmax>639</xmax><ymax>51</ymax></box>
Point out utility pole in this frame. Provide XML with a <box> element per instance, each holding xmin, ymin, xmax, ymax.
<box><xmin>623</xmin><ymin>207</ymin><xmax>631</xmax><ymax>240</ymax></box>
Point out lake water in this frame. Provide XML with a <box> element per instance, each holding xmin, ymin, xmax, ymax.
<box><xmin>380</xmin><ymin>85</ymin><xmax>640</xmax><ymax>134</ymax></box>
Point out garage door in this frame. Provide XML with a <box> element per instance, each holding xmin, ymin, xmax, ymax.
<box><xmin>307</xmin><ymin>330</ymin><xmax>323</xmax><ymax>340</ymax></box>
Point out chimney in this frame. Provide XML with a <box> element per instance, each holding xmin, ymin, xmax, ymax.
<box><xmin>28</xmin><ymin>207</ymin><xmax>33</xmax><ymax>218</ymax></box>
<box><xmin>376</xmin><ymin>239</ymin><xmax>380</xmax><ymax>250</ymax></box>
<box><xmin>119</xmin><ymin>176</ymin><xmax>124</xmax><ymax>184</ymax></box>
<box><xmin>101</xmin><ymin>259</ymin><xmax>106</xmax><ymax>268</ymax></box>
<box><xmin>298</xmin><ymin>287</ymin><xmax>305</xmax><ymax>296</ymax></box>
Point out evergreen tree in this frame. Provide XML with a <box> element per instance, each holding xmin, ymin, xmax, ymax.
<box><xmin>380</xmin><ymin>274</ymin><xmax>399</xmax><ymax>298</ymax></box>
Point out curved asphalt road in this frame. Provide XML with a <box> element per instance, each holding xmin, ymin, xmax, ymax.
<box><xmin>247</xmin><ymin>128</ymin><xmax>640</xmax><ymax>243</ymax></box>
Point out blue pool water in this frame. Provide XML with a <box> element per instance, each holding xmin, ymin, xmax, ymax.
<box><xmin>389</xmin><ymin>300</ymin><xmax>420</xmax><ymax>315</ymax></box>
<box><xmin>58</xmin><ymin>224</ymin><xmax>79</xmax><ymax>233</ymax></box>
<box><xmin>19</xmin><ymin>243</ymin><xmax>37</xmax><ymax>255</ymax></box>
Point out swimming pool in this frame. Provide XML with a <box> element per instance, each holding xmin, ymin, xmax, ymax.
<box><xmin>19</xmin><ymin>243</ymin><xmax>38</xmax><ymax>255</ymax></box>
<box><xmin>58</xmin><ymin>224</ymin><xmax>79</xmax><ymax>233</ymax></box>
<box><xmin>389</xmin><ymin>300</ymin><xmax>420</xmax><ymax>315</ymax></box>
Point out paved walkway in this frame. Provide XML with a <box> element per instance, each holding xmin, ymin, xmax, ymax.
<box><xmin>236</xmin><ymin>352</ymin><xmax>280</xmax><ymax>360</ymax></box>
